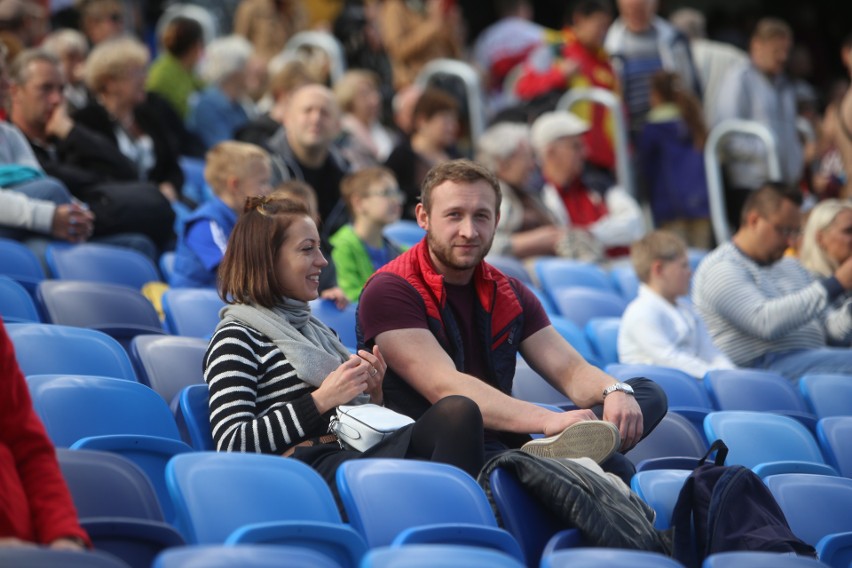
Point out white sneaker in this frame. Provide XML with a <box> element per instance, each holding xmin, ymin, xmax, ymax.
<box><xmin>521</xmin><ymin>421</ymin><xmax>621</xmax><ymax>464</ymax></box>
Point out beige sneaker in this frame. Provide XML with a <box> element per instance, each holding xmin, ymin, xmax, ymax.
<box><xmin>521</xmin><ymin>421</ymin><xmax>621</xmax><ymax>464</ymax></box>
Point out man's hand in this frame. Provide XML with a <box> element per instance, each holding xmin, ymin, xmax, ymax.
<box><xmin>52</xmin><ymin>203</ymin><xmax>95</xmax><ymax>243</ymax></box>
<box><xmin>320</xmin><ymin>287</ymin><xmax>350</xmax><ymax>309</ymax></box>
<box><xmin>602</xmin><ymin>392</ymin><xmax>643</xmax><ymax>451</ymax></box>
<box><xmin>541</xmin><ymin>408</ymin><xmax>598</xmax><ymax>437</ymax></box>
<box><xmin>49</xmin><ymin>537</ymin><xmax>86</xmax><ymax>551</ymax></box>
<box><xmin>45</xmin><ymin>103</ymin><xmax>74</xmax><ymax>140</ymax></box>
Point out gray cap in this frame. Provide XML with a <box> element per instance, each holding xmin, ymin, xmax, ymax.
<box><xmin>530</xmin><ymin>111</ymin><xmax>589</xmax><ymax>154</ymax></box>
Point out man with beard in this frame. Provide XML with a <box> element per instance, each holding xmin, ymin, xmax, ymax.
<box><xmin>692</xmin><ymin>183</ymin><xmax>852</xmax><ymax>381</ymax></box>
<box><xmin>357</xmin><ymin>159</ymin><xmax>666</xmax><ymax>480</ymax></box>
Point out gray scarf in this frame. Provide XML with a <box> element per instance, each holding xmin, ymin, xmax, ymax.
<box><xmin>217</xmin><ymin>299</ymin><xmax>360</xmax><ymax>394</ymax></box>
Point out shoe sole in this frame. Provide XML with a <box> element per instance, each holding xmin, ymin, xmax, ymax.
<box><xmin>520</xmin><ymin>421</ymin><xmax>621</xmax><ymax>464</ymax></box>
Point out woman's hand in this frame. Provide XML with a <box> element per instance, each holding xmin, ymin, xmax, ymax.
<box><xmin>357</xmin><ymin>345</ymin><xmax>387</xmax><ymax>405</ymax></box>
<box><xmin>311</xmin><ymin>355</ymin><xmax>372</xmax><ymax>414</ymax></box>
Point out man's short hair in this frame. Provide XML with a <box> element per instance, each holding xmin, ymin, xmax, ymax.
<box><xmin>420</xmin><ymin>159</ymin><xmax>501</xmax><ymax>214</ymax></box>
<box><xmin>566</xmin><ymin>0</ymin><xmax>612</xmax><ymax>26</ymax></box>
<box><xmin>751</xmin><ymin>17</ymin><xmax>792</xmax><ymax>42</ymax></box>
<box><xmin>339</xmin><ymin>166</ymin><xmax>396</xmax><ymax>216</ymax></box>
<box><xmin>740</xmin><ymin>182</ymin><xmax>803</xmax><ymax>225</ymax></box>
<box><xmin>9</xmin><ymin>48</ymin><xmax>59</xmax><ymax>85</ymax></box>
<box><xmin>217</xmin><ymin>196</ymin><xmax>311</xmax><ymax>308</ymax></box>
<box><xmin>630</xmin><ymin>230</ymin><xmax>687</xmax><ymax>283</ymax></box>
<box><xmin>204</xmin><ymin>141</ymin><xmax>271</xmax><ymax>196</ymax></box>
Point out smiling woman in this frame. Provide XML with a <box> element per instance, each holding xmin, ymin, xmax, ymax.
<box><xmin>203</xmin><ymin>194</ymin><xmax>487</xmax><ymax>491</ymax></box>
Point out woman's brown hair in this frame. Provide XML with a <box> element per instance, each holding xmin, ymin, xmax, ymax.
<box><xmin>217</xmin><ymin>196</ymin><xmax>311</xmax><ymax>308</ymax></box>
<box><xmin>650</xmin><ymin>70</ymin><xmax>708</xmax><ymax>150</ymax></box>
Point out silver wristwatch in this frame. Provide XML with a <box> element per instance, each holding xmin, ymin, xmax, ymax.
<box><xmin>603</xmin><ymin>382</ymin><xmax>635</xmax><ymax>398</ymax></box>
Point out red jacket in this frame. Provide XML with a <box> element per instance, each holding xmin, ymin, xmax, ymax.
<box><xmin>0</xmin><ymin>320</ymin><xmax>90</xmax><ymax>546</ymax></box>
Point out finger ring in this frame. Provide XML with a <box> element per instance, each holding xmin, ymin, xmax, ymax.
<box><xmin>370</xmin><ymin>368</ymin><xmax>378</xmax><ymax>376</ymax></box>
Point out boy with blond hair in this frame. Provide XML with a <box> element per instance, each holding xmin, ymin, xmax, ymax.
<box><xmin>330</xmin><ymin>167</ymin><xmax>404</xmax><ymax>302</ymax></box>
<box><xmin>171</xmin><ymin>141</ymin><xmax>272</xmax><ymax>288</ymax></box>
<box><xmin>618</xmin><ymin>230</ymin><xmax>734</xmax><ymax>378</ymax></box>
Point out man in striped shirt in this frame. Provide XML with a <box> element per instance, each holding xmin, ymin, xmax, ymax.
<box><xmin>692</xmin><ymin>183</ymin><xmax>852</xmax><ymax>382</ymax></box>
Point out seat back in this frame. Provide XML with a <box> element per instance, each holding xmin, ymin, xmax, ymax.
<box><xmin>626</xmin><ymin>412</ymin><xmax>708</xmax><ymax>468</ymax></box>
<box><xmin>534</xmin><ymin>258</ymin><xmax>616</xmax><ymax>301</ymax></box>
<box><xmin>7</xmin><ymin>323</ymin><xmax>137</xmax><ymax>380</ymax></box>
<box><xmin>158</xmin><ymin>252</ymin><xmax>176</xmax><ymax>285</ymax></box>
<box><xmin>703</xmin><ymin>411</ymin><xmax>826</xmax><ymax>470</ymax></box>
<box><xmin>167</xmin><ymin>452</ymin><xmax>344</xmax><ymax>544</ymax></box>
<box><xmin>362</xmin><ymin>544</ymin><xmax>524</xmax><ymax>568</ymax></box>
<box><xmin>608</xmin><ymin>264</ymin><xmax>639</xmax><ymax>301</ymax></box>
<box><xmin>817</xmin><ymin>416</ymin><xmax>852</xmax><ymax>478</ymax></box>
<box><xmin>764</xmin><ymin>474</ymin><xmax>852</xmax><ymax>546</ymax></box>
<box><xmin>382</xmin><ymin>220</ymin><xmax>425</xmax><ymax>248</ymax></box>
<box><xmin>27</xmin><ymin>374</ymin><xmax>182</xmax><ymax>447</ymax></box>
<box><xmin>585</xmin><ymin>317</ymin><xmax>620</xmax><ymax>367</ymax></box>
<box><xmin>0</xmin><ymin>275</ymin><xmax>40</xmax><ymax>322</ymax></box>
<box><xmin>0</xmin><ymin>548</ymin><xmax>132</xmax><ymax>568</ymax></box>
<box><xmin>57</xmin><ymin>448</ymin><xmax>165</xmax><ymax>520</ymax></box>
<box><xmin>309</xmin><ymin>299</ymin><xmax>357</xmax><ymax>350</ymax></box>
<box><xmin>162</xmin><ymin>288</ymin><xmax>225</xmax><ymax>338</ymax></box>
<box><xmin>130</xmin><ymin>335</ymin><xmax>207</xmax><ymax>405</ymax></box>
<box><xmin>552</xmin><ymin>288</ymin><xmax>626</xmax><ymax>328</ymax></box>
<box><xmin>485</xmin><ymin>255</ymin><xmax>533</xmax><ymax>285</ymax></box>
<box><xmin>704</xmin><ymin>369</ymin><xmax>811</xmax><ymax>413</ymax></box>
<box><xmin>799</xmin><ymin>373</ymin><xmax>852</xmax><ymax>419</ymax></box>
<box><xmin>37</xmin><ymin>281</ymin><xmax>165</xmax><ymax>349</ymax></box>
<box><xmin>629</xmin><ymin>469</ymin><xmax>691</xmax><ymax>529</ymax></box>
<box><xmin>607</xmin><ymin>363</ymin><xmax>713</xmax><ymax>411</ymax></box>
<box><xmin>336</xmin><ymin>459</ymin><xmax>498</xmax><ymax>548</ymax></box>
<box><xmin>542</xmin><ymin>548</ymin><xmax>684</xmax><ymax>568</ymax></box>
<box><xmin>153</xmin><ymin>544</ymin><xmax>342</xmax><ymax>568</ymax></box>
<box><xmin>175</xmin><ymin>384</ymin><xmax>215</xmax><ymax>451</ymax></box>
<box><xmin>46</xmin><ymin>243</ymin><xmax>160</xmax><ymax>289</ymax></box>
<box><xmin>550</xmin><ymin>315</ymin><xmax>599</xmax><ymax>366</ymax></box>
<box><xmin>512</xmin><ymin>358</ymin><xmax>573</xmax><ymax>407</ymax></box>
<box><xmin>703</xmin><ymin>551</ymin><xmax>831</xmax><ymax>567</ymax></box>
<box><xmin>0</xmin><ymin>237</ymin><xmax>45</xmax><ymax>294</ymax></box>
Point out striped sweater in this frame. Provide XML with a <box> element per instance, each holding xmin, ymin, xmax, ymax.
<box><xmin>692</xmin><ymin>242</ymin><xmax>849</xmax><ymax>366</ymax></box>
<box><xmin>203</xmin><ymin>322</ymin><xmax>330</xmax><ymax>454</ymax></box>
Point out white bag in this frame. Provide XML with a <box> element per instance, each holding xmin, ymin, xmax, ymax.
<box><xmin>329</xmin><ymin>403</ymin><xmax>415</xmax><ymax>452</ymax></box>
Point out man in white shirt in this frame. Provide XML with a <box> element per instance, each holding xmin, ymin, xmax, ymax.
<box><xmin>618</xmin><ymin>230</ymin><xmax>735</xmax><ymax>378</ymax></box>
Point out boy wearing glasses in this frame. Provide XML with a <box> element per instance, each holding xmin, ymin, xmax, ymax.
<box><xmin>618</xmin><ymin>230</ymin><xmax>735</xmax><ymax>378</ymax></box>
<box><xmin>692</xmin><ymin>183</ymin><xmax>852</xmax><ymax>382</ymax></box>
<box><xmin>330</xmin><ymin>167</ymin><xmax>404</xmax><ymax>302</ymax></box>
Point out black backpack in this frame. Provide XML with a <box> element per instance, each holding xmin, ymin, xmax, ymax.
<box><xmin>671</xmin><ymin>440</ymin><xmax>818</xmax><ymax>567</ymax></box>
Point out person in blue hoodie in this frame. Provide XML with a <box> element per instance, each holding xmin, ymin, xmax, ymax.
<box><xmin>171</xmin><ymin>142</ymin><xmax>272</xmax><ymax>288</ymax></box>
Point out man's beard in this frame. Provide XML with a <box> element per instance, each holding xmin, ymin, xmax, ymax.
<box><xmin>426</xmin><ymin>231</ymin><xmax>494</xmax><ymax>272</ymax></box>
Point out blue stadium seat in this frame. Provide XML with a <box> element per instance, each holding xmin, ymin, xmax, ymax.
<box><xmin>162</xmin><ymin>288</ymin><xmax>225</xmax><ymax>338</ymax></box>
<box><xmin>0</xmin><ymin>237</ymin><xmax>46</xmax><ymax>295</ymax></box>
<box><xmin>550</xmin><ymin>315</ymin><xmax>600</xmax><ymax>366</ymax></box>
<box><xmin>702</xmin><ymin>551</ymin><xmax>829</xmax><ymax>567</ymax></box>
<box><xmin>511</xmin><ymin>358</ymin><xmax>575</xmax><ymax>409</ymax></box>
<box><xmin>0</xmin><ymin>548</ymin><xmax>132</xmax><ymax>568</ymax></box>
<box><xmin>37</xmin><ymin>280</ymin><xmax>166</xmax><ymax>350</ymax></box>
<box><xmin>0</xmin><ymin>275</ymin><xmax>41</xmax><ymax>322</ymax></box>
<box><xmin>488</xmin><ymin>467</ymin><xmax>581</xmax><ymax>566</ymax></box>
<box><xmin>608</xmin><ymin>264</ymin><xmax>639</xmax><ymax>302</ymax></box>
<box><xmin>159</xmin><ymin>252</ymin><xmax>176</xmax><ymax>285</ymax></box>
<box><xmin>765</xmin><ymin>474</ymin><xmax>852</xmax><ymax>568</ymax></box>
<box><xmin>57</xmin><ymin>449</ymin><xmax>185</xmax><ymax>568</ymax></box>
<box><xmin>626</xmin><ymin>412</ymin><xmax>708</xmax><ymax>472</ymax></box>
<box><xmin>703</xmin><ymin>411</ymin><xmax>837</xmax><ymax>478</ymax></box>
<box><xmin>607</xmin><ymin>363</ymin><xmax>713</xmax><ymax>432</ymax></box>
<box><xmin>309</xmin><ymin>299</ymin><xmax>358</xmax><ymax>351</ymax></box>
<box><xmin>166</xmin><ymin>452</ymin><xmax>366</xmax><ymax>567</ymax></box>
<box><xmin>534</xmin><ymin>258</ymin><xmax>617</xmax><ymax>307</ymax></box>
<box><xmin>703</xmin><ymin>369</ymin><xmax>817</xmax><ymax>432</ymax></box>
<box><xmin>153</xmin><ymin>544</ymin><xmax>342</xmax><ymax>568</ymax></box>
<box><xmin>27</xmin><ymin>374</ymin><xmax>192</xmax><ymax>523</ymax></box>
<box><xmin>7</xmin><ymin>323</ymin><xmax>137</xmax><ymax>380</ymax></box>
<box><xmin>817</xmin><ymin>416</ymin><xmax>852</xmax><ymax>478</ymax></box>
<box><xmin>629</xmin><ymin>469</ymin><xmax>691</xmax><ymax>529</ymax></box>
<box><xmin>584</xmin><ymin>317</ymin><xmax>620</xmax><ymax>367</ymax></box>
<box><xmin>485</xmin><ymin>254</ymin><xmax>533</xmax><ymax>285</ymax></box>
<box><xmin>382</xmin><ymin>220</ymin><xmax>425</xmax><ymax>248</ymax></box>
<box><xmin>551</xmin><ymin>288</ymin><xmax>627</xmax><ymax>328</ymax></box>
<box><xmin>542</xmin><ymin>547</ymin><xmax>684</xmax><ymax>567</ymax></box>
<box><xmin>799</xmin><ymin>374</ymin><xmax>852</xmax><ymax>419</ymax></box>
<box><xmin>175</xmin><ymin>384</ymin><xmax>215</xmax><ymax>451</ymax></box>
<box><xmin>130</xmin><ymin>335</ymin><xmax>207</xmax><ymax>406</ymax></box>
<box><xmin>336</xmin><ymin>459</ymin><xmax>523</xmax><ymax>561</ymax></box>
<box><xmin>362</xmin><ymin>545</ymin><xmax>525</xmax><ymax>568</ymax></box>
<box><xmin>46</xmin><ymin>243</ymin><xmax>161</xmax><ymax>289</ymax></box>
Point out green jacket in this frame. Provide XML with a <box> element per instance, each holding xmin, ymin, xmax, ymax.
<box><xmin>146</xmin><ymin>53</ymin><xmax>204</xmax><ymax>119</ymax></box>
<box><xmin>330</xmin><ymin>224</ymin><xmax>403</xmax><ymax>302</ymax></box>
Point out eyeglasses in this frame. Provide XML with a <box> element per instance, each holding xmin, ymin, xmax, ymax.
<box><xmin>764</xmin><ymin>218</ymin><xmax>802</xmax><ymax>238</ymax></box>
<box><xmin>365</xmin><ymin>188</ymin><xmax>404</xmax><ymax>200</ymax></box>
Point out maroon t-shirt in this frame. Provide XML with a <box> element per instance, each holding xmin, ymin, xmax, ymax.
<box><xmin>359</xmin><ymin>271</ymin><xmax>551</xmax><ymax>385</ymax></box>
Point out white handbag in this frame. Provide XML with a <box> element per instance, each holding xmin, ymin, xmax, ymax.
<box><xmin>329</xmin><ymin>403</ymin><xmax>415</xmax><ymax>452</ymax></box>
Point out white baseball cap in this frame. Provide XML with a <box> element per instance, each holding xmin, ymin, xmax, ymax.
<box><xmin>530</xmin><ymin>111</ymin><xmax>590</xmax><ymax>155</ymax></box>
